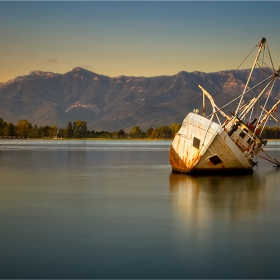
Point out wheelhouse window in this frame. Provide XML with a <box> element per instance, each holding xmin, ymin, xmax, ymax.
<box><xmin>247</xmin><ymin>136</ymin><xmax>255</xmax><ymax>144</ymax></box>
<box><xmin>239</xmin><ymin>128</ymin><xmax>248</xmax><ymax>138</ymax></box>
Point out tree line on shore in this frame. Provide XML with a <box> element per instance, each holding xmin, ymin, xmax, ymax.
<box><xmin>1</xmin><ymin>117</ymin><xmax>280</xmax><ymax>139</ymax></box>
<box><xmin>0</xmin><ymin>118</ymin><xmax>181</xmax><ymax>139</ymax></box>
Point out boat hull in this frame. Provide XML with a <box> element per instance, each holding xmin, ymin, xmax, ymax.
<box><xmin>169</xmin><ymin>113</ymin><xmax>253</xmax><ymax>174</ymax></box>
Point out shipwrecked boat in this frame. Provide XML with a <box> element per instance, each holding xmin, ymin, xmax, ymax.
<box><xmin>169</xmin><ymin>38</ymin><xmax>280</xmax><ymax>173</ymax></box>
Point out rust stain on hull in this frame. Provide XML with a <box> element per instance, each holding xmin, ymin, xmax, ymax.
<box><xmin>169</xmin><ymin>135</ymin><xmax>201</xmax><ymax>173</ymax></box>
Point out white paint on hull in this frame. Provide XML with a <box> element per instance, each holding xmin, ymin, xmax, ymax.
<box><xmin>169</xmin><ymin>113</ymin><xmax>253</xmax><ymax>173</ymax></box>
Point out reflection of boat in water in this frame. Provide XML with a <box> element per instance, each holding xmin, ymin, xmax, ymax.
<box><xmin>169</xmin><ymin>38</ymin><xmax>280</xmax><ymax>174</ymax></box>
<box><xmin>169</xmin><ymin>172</ymin><xmax>263</xmax><ymax>198</ymax></box>
<box><xmin>169</xmin><ymin>151</ymin><xmax>280</xmax><ymax>195</ymax></box>
<box><xmin>169</xmin><ymin>172</ymin><xmax>265</xmax><ymax>221</ymax></box>
<box><xmin>169</xmin><ymin>165</ymin><xmax>280</xmax><ymax>221</ymax></box>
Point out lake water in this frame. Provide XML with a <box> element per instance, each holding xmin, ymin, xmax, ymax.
<box><xmin>1</xmin><ymin>139</ymin><xmax>280</xmax><ymax>279</ymax></box>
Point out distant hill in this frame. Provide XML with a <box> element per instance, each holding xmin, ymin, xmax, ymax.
<box><xmin>0</xmin><ymin>67</ymin><xmax>279</xmax><ymax>131</ymax></box>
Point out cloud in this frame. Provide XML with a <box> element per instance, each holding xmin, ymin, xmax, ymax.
<box><xmin>46</xmin><ymin>58</ymin><xmax>58</xmax><ymax>63</ymax></box>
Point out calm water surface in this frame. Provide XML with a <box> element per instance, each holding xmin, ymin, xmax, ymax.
<box><xmin>0</xmin><ymin>139</ymin><xmax>280</xmax><ymax>279</ymax></box>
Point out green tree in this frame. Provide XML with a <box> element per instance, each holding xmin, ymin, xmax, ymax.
<box><xmin>0</xmin><ymin>118</ymin><xmax>15</xmax><ymax>136</ymax></box>
<box><xmin>89</xmin><ymin>130</ymin><xmax>96</xmax><ymax>138</ymax></box>
<box><xmin>170</xmin><ymin>123</ymin><xmax>181</xmax><ymax>137</ymax></box>
<box><xmin>15</xmin><ymin>120</ymin><xmax>32</xmax><ymax>138</ymax></box>
<box><xmin>145</xmin><ymin>127</ymin><xmax>154</xmax><ymax>138</ymax></box>
<box><xmin>93</xmin><ymin>130</ymin><xmax>111</xmax><ymax>138</ymax></box>
<box><xmin>6</xmin><ymin>122</ymin><xmax>15</xmax><ymax>136</ymax></box>
<box><xmin>58</xmin><ymin>128</ymin><xmax>67</xmax><ymax>138</ymax></box>
<box><xmin>38</xmin><ymin>125</ymin><xmax>51</xmax><ymax>138</ymax></box>
<box><xmin>66</xmin><ymin>122</ymin><xmax>74</xmax><ymax>138</ymax></box>
<box><xmin>267</xmin><ymin>126</ymin><xmax>280</xmax><ymax>138</ymax></box>
<box><xmin>38</xmin><ymin>126</ymin><xmax>45</xmax><ymax>138</ymax></box>
<box><xmin>0</xmin><ymin>118</ymin><xmax>7</xmax><ymax>136</ymax></box>
<box><xmin>151</xmin><ymin>126</ymin><xmax>173</xmax><ymax>139</ymax></box>
<box><xmin>129</xmin><ymin>126</ymin><xmax>143</xmax><ymax>139</ymax></box>
<box><xmin>73</xmin><ymin>120</ymin><xmax>88</xmax><ymax>138</ymax></box>
<box><xmin>48</xmin><ymin>125</ymin><xmax>58</xmax><ymax>138</ymax></box>
<box><xmin>117</xmin><ymin>129</ymin><xmax>127</xmax><ymax>139</ymax></box>
<box><xmin>33</xmin><ymin>124</ymin><xmax>39</xmax><ymax>138</ymax></box>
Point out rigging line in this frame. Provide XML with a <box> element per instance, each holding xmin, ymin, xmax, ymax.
<box><xmin>257</xmin><ymin>56</ymin><xmax>276</xmax><ymax>72</ymax></box>
<box><xmin>255</xmin><ymin>47</ymin><xmax>266</xmax><ymax>126</ymax></box>
<box><xmin>249</xmin><ymin>49</ymin><xmax>266</xmax><ymax>124</ymax></box>
<box><xmin>248</xmin><ymin>106</ymin><xmax>254</xmax><ymax>124</ymax></box>
<box><xmin>255</xmin><ymin>79</ymin><xmax>275</xmax><ymax>137</ymax></box>
<box><xmin>237</xmin><ymin>75</ymin><xmax>276</xmax><ymax>121</ymax></box>
<box><xmin>267</xmin><ymin>43</ymin><xmax>275</xmax><ymax>70</ymax></box>
<box><xmin>257</xmin><ymin>154</ymin><xmax>280</xmax><ymax>166</ymax></box>
<box><xmin>205</xmin><ymin>75</ymin><xmax>273</xmax><ymax>121</ymax></box>
<box><xmin>275</xmin><ymin>105</ymin><xmax>279</xmax><ymax>154</ymax></box>
<box><xmin>275</xmin><ymin>125</ymin><xmax>277</xmax><ymax>155</ymax></box>
<box><xmin>257</xmin><ymin>51</ymin><xmax>276</xmax><ymax>70</ymax></box>
<box><xmin>259</xmin><ymin>103</ymin><xmax>280</xmax><ymax>137</ymax></box>
<box><xmin>210</xmin><ymin>41</ymin><xmax>260</xmax><ymax>99</ymax></box>
<box><xmin>235</xmin><ymin>43</ymin><xmax>259</xmax><ymax>71</ymax></box>
<box><xmin>263</xmin><ymin>147</ymin><xmax>280</xmax><ymax>165</ymax></box>
<box><xmin>256</xmin><ymin>62</ymin><xmax>275</xmax><ymax>75</ymax></box>
<box><xmin>234</xmin><ymin>42</ymin><xmax>266</xmax><ymax>122</ymax></box>
<box><xmin>258</xmin><ymin>78</ymin><xmax>277</xmax><ymax>121</ymax></box>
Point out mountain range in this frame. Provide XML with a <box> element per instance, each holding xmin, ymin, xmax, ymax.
<box><xmin>0</xmin><ymin>67</ymin><xmax>279</xmax><ymax>132</ymax></box>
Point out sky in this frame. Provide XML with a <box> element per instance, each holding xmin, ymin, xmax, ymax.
<box><xmin>1</xmin><ymin>1</ymin><xmax>280</xmax><ymax>83</ymax></box>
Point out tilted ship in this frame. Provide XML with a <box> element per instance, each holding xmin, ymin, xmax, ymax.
<box><xmin>169</xmin><ymin>38</ymin><xmax>280</xmax><ymax>173</ymax></box>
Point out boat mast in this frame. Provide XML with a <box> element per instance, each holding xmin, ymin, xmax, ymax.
<box><xmin>232</xmin><ymin>38</ymin><xmax>267</xmax><ymax>123</ymax></box>
<box><xmin>202</xmin><ymin>90</ymin><xmax>206</xmax><ymax>117</ymax></box>
<box><xmin>238</xmin><ymin>73</ymin><xmax>277</xmax><ymax>120</ymax></box>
